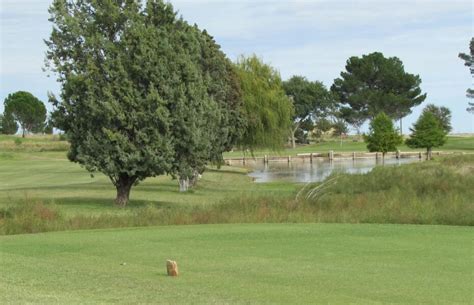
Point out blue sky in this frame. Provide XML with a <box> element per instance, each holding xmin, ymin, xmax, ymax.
<box><xmin>1</xmin><ymin>0</ymin><xmax>473</xmax><ymax>133</ymax></box>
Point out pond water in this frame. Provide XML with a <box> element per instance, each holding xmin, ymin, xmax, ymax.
<box><xmin>239</xmin><ymin>157</ymin><xmax>421</xmax><ymax>183</ymax></box>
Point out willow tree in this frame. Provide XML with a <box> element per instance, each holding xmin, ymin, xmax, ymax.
<box><xmin>46</xmin><ymin>0</ymin><xmax>238</xmax><ymax>204</ymax></box>
<box><xmin>235</xmin><ymin>55</ymin><xmax>293</xmax><ymax>151</ymax></box>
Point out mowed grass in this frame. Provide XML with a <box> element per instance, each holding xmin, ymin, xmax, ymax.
<box><xmin>0</xmin><ymin>151</ymin><xmax>298</xmax><ymax>216</ymax></box>
<box><xmin>0</xmin><ymin>223</ymin><xmax>472</xmax><ymax>305</ymax></box>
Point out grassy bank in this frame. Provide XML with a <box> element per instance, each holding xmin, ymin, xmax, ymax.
<box><xmin>0</xmin><ymin>134</ymin><xmax>68</xmax><ymax>152</ymax></box>
<box><xmin>1</xmin><ymin>154</ymin><xmax>473</xmax><ymax>234</ymax></box>
<box><xmin>1</xmin><ymin>223</ymin><xmax>472</xmax><ymax>304</ymax></box>
<box><xmin>224</xmin><ymin>135</ymin><xmax>474</xmax><ymax>157</ymax></box>
<box><xmin>1</xmin><ymin>134</ymin><xmax>473</xmax><ymax>155</ymax></box>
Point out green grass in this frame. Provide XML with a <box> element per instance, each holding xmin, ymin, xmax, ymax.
<box><xmin>1</xmin><ymin>152</ymin><xmax>473</xmax><ymax>234</ymax></box>
<box><xmin>1</xmin><ymin>134</ymin><xmax>473</xmax><ymax>156</ymax></box>
<box><xmin>0</xmin><ymin>151</ymin><xmax>298</xmax><ymax>216</ymax></box>
<box><xmin>224</xmin><ymin>136</ymin><xmax>474</xmax><ymax>157</ymax></box>
<box><xmin>0</xmin><ymin>134</ymin><xmax>68</xmax><ymax>152</ymax></box>
<box><xmin>1</xmin><ymin>223</ymin><xmax>472</xmax><ymax>304</ymax></box>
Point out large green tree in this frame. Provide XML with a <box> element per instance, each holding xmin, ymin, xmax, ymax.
<box><xmin>283</xmin><ymin>76</ymin><xmax>333</xmax><ymax>148</ymax></box>
<box><xmin>331</xmin><ymin>52</ymin><xmax>426</xmax><ymax>132</ymax></box>
<box><xmin>406</xmin><ymin>111</ymin><xmax>447</xmax><ymax>160</ymax></box>
<box><xmin>422</xmin><ymin>104</ymin><xmax>452</xmax><ymax>133</ymax></box>
<box><xmin>458</xmin><ymin>37</ymin><xmax>474</xmax><ymax>113</ymax></box>
<box><xmin>3</xmin><ymin>91</ymin><xmax>46</xmax><ymax>137</ymax></box>
<box><xmin>173</xmin><ymin>29</ymin><xmax>243</xmax><ymax>191</ymax></box>
<box><xmin>0</xmin><ymin>113</ymin><xmax>18</xmax><ymax>135</ymax></box>
<box><xmin>46</xmin><ymin>0</ymin><xmax>239</xmax><ymax>205</ymax></box>
<box><xmin>364</xmin><ymin>112</ymin><xmax>402</xmax><ymax>158</ymax></box>
<box><xmin>235</xmin><ymin>55</ymin><xmax>293</xmax><ymax>151</ymax></box>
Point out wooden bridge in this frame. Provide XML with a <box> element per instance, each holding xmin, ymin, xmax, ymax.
<box><xmin>224</xmin><ymin>150</ymin><xmax>464</xmax><ymax>165</ymax></box>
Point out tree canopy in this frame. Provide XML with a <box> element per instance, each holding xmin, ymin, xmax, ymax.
<box><xmin>3</xmin><ymin>91</ymin><xmax>46</xmax><ymax>137</ymax></box>
<box><xmin>46</xmin><ymin>0</ymin><xmax>242</xmax><ymax>205</ymax></box>
<box><xmin>422</xmin><ymin>104</ymin><xmax>452</xmax><ymax>133</ymax></box>
<box><xmin>458</xmin><ymin>37</ymin><xmax>474</xmax><ymax>113</ymax></box>
<box><xmin>0</xmin><ymin>113</ymin><xmax>18</xmax><ymax>135</ymax></box>
<box><xmin>331</xmin><ymin>52</ymin><xmax>426</xmax><ymax>129</ymax></box>
<box><xmin>364</xmin><ymin>112</ymin><xmax>402</xmax><ymax>157</ymax></box>
<box><xmin>406</xmin><ymin>111</ymin><xmax>447</xmax><ymax>160</ymax></box>
<box><xmin>235</xmin><ymin>55</ymin><xmax>293</xmax><ymax>151</ymax></box>
<box><xmin>283</xmin><ymin>76</ymin><xmax>333</xmax><ymax>148</ymax></box>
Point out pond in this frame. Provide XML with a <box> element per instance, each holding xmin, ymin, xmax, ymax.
<box><xmin>238</xmin><ymin>157</ymin><xmax>421</xmax><ymax>183</ymax></box>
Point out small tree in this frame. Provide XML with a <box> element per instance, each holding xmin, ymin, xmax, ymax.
<box><xmin>283</xmin><ymin>76</ymin><xmax>333</xmax><ymax>148</ymax></box>
<box><xmin>0</xmin><ymin>113</ymin><xmax>18</xmax><ymax>135</ymax></box>
<box><xmin>364</xmin><ymin>112</ymin><xmax>403</xmax><ymax>158</ymax></box>
<box><xmin>422</xmin><ymin>104</ymin><xmax>452</xmax><ymax>133</ymax></box>
<box><xmin>406</xmin><ymin>112</ymin><xmax>447</xmax><ymax>160</ymax></box>
<box><xmin>3</xmin><ymin>91</ymin><xmax>46</xmax><ymax>137</ymax></box>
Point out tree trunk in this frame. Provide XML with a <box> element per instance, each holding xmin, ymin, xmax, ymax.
<box><xmin>114</xmin><ymin>175</ymin><xmax>135</xmax><ymax>207</ymax></box>
<box><xmin>426</xmin><ymin>147</ymin><xmax>432</xmax><ymax>161</ymax></box>
<box><xmin>188</xmin><ymin>170</ymin><xmax>201</xmax><ymax>188</ymax></box>
<box><xmin>290</xmin><ymin>122</ymin><xmax>300</xmax><ymax>149</ymax></box>
<box><xmin>399</xmin><ymin>118</ymin><xmax>403</xmax><ymax>135</ymax></box>
<box><xmin>179</xmin><ymin>177</ymin><xmax>189</xmax><ymax>192</ymax></box>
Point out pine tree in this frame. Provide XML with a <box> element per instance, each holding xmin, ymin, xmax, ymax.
<box><xmin>332</xmin><ymin>52</ymin><xmax>426</xmax><ymax>130</ymax></box>
<box><xmin>406</xmin><ymin>112</ymin><xmax>447</xmax><ymax>160</ymax></box>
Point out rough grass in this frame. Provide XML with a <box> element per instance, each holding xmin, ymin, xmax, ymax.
<box><xmin>0</xmin><ymin>134</ymin><xmax>68</xmax><ymax>152</ymax></box>
<box><xmin>1</xmin><ymin>155</ymin><xmax>473</xmax><ymax>234</ymax></box>
<box><xmin>1</xmin><ymin>223</ymin><xmax>472</xmax><ymax>304</ymax></box>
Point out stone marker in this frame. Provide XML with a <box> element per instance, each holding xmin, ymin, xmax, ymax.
<box><xmin>166</xmin><ymin>260</ymin><xmax>179</xmax><ymax>277</ymax></box>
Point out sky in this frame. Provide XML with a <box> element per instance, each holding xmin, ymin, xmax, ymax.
<box><xmin>1</xmin><ymin>0</ymin><xmax>473</xmax><ymax>134</ymax></box>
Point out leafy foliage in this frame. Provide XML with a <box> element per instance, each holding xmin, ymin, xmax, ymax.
<box><xmin>283</xmin><ymin>76</ymin><xmax>334</xmax><ymax>147</ymax></box>
<box><xmin>235</xmin><ymin>55</ymin><xmax>293</xmax><ymax>151</ymax></box>
<box><xmin>0</xmin><ymin>113</ymin><xmax>18</xmax><ymax>135</ymax></box>
<box><xmin>364</xmin><ymin>112</ymin><xmax>402</xmax><ymax>155</ymax></box>
<box><xmin>458</xmin><ymin>37</ymin><xmax>474</xmax><ymax>113</ymax></box>
<box><xmin>3</xmin><ymin>91</ymin><xmax>46</xmax><ymax>137</ymax></box>
<box><xmin>422</xmin><ymin>104</ymin><xmax>452</xmax><ymax>133</ymax></box>
<box><xmin>332</xmin><ymin>52</ymin><xmax>426</xmax><ymax>125</ymax></box>
<box><xmin>331</xmin><ymin>119</ymin><xmax>349</xmax><ymax>137</ymax></box>
<box><xmin>406</xmin><ymin>111</ymin><xmax>447</xmax><ymax>159</ymax></box>
<box><xmin>45</xmin><ymin>0</ymin><xmax>241</xmax><ymax>204</ymax></box>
